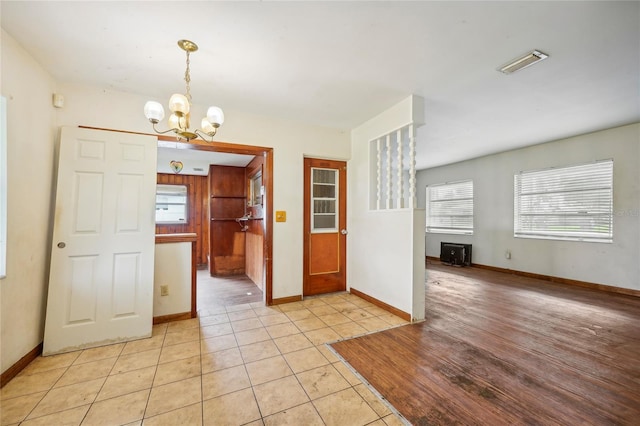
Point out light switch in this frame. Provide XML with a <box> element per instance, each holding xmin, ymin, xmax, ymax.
<box><xmin>275</xmin><ymin>211</ymin><xmax>286</xmax><ymax>222</ymax></box>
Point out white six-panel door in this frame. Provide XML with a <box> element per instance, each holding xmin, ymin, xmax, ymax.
<box><xmin>43</xmin><ymin>127</ymin><xmax>157</xmax><ymax>355</ymax></box>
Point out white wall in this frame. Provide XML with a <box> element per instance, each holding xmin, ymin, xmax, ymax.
<box><xmin>349</xmin><ymin>96</ymin><xmax>426</xmax><ymax>320</ymax></box>
<box><xmin>0</xmin><ymin>30</ymin><xmax>57</xmax><ymax>372</ymax></box>
<box><xmin>154</xmin><ymin>243</ymin><xmax>192</xmax><ymax>317</ymax></box>
<box><xmin>417</xmin><ymin>123</ymin><xmax>640</xmax><ymax>291</ymax></box>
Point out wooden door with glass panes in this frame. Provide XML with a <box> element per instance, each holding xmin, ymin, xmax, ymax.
<box><xmin>303</xmin><ymin>158</ymin><xmax>347</xmax><ymax>295</ymax></box>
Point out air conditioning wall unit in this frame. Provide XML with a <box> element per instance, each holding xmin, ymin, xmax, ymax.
<box><xmin>440</xmin><ymin>242</ymin><xmax>472</xmax><ymax>266</ymax></box>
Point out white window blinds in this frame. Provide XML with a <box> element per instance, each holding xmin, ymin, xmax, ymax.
<box><xmin>155</xmin><ymin>184</ymin><xmax>188</xmax><ymax>224</ymax></box>
<box><xmin>514</xmin><ymin>160</ymin><xmax>613</xmax><ymax>243</ymax></box>
<box><xmin>426</xmin><ymin>180</ymin><xmax>474</xmax><ymax>234</ymax></box>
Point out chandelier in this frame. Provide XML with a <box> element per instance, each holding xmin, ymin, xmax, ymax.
<box><xmin>143</xmin><ymin>40</ymin><xmax>224</xmax><ymax>141</ymax></box>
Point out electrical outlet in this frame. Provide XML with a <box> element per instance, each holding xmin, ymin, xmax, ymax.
<box><xmin>160</xmin><ymin>285</ymin><xmax>169</xmax><ymax>296</ymax></box>
<box><xmin>505</xmin><ymin>250</ymin><xmax>511</xmax><ymax>260</ymax></box>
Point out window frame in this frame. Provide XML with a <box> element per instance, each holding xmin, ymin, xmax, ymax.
<box><xmin>155</xmin><ymin>184</ymin><xmax>189</xmax><ymax>225</ymax></box>
<box><xmin>0</xmin><ymin>96</ymin><xmax>6</xmax><ymax>279</ymax></box>
<box><xmin>513</xmin><ymin>159</ymin><xmax>613</xmax><ymax>243</ymax></box>
<box><xmin>425</xmin><ymin>179</ymin><xmax>474</xmax><ymax>235</ymax></box>
<box><xmin>310</xmin><ymin>167</ymin><xmax>339</xmax><ymax>233</ymax></box>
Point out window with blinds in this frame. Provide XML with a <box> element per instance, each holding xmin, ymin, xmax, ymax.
<box><xmin>426</xmin><ymin>180</ymin><xmax>474</xmax><ymax>234</ymax></box>
<box><xmin>155</xmin><ymin>184</ymin><xmax>188</xmax><ymax>224</ymax></box>
<box><xmin>514</xmin><ymin>160</ymin><xmax>613</xmax><ymax>243</ymax></box>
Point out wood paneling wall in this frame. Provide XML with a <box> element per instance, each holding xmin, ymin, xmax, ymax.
<box><xmin>155</xmin><ymin>173</ymin><xmax>209</xmax><ymax>265</ymax></box>
<box><xmin>209</xmin><ymin>165</ymin><xmax>247</xmax><ymax>276</ymax></box>
<box><xmin>245</xmin><ymin>156</ymin><xmax>265</xmax><ymax>288</ymax></box>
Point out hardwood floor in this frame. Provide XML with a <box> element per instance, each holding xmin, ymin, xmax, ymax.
<box><xmin>196</xmin><ymin>267</ymin><xmax>263</xmax><ymax>312</ymax></box>
<box><xmin>331</xmin><ymin>261</ymin><xmax>640</xmax><ymax>425</ymax></box>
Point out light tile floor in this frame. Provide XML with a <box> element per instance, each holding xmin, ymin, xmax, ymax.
<box><xmin>1</xmin><ymin>293</ymin><xmax>410</xmax><ymax>426</ymax></box>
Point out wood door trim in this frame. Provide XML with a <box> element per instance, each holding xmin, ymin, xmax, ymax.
<box><xmin>80</xmin><ymin>126</ymin><xmax>262</xmax><ymax>155</ymax></box>
<box><xmin>79</xmin><ymin>126</ymin><xmax>274</xmax><ymax>306</ymax></box>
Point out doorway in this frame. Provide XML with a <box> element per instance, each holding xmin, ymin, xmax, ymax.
<box><xmin>303</xmin><ymin>157</ymin><xmax>347</xmax><ymax>296</ymax></box>
<box><xmin>157</xmin><ymin>136</ymin><xmax>273</xmax><ymax>307</ymax></box>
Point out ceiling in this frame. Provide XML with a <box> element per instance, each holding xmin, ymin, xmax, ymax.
<box><xmin>2</xmin><ymin>1</ymin><xmax>638</xmax><ymax>170</ymax></box>
<box><xmin>157</xmin><ymin>145</ymin><xmax>254</xmax><ymax>176</ymax></box>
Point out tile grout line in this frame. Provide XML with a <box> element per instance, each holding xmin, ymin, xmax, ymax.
<box><xmin>198</xmin><ymin>317</ymin><xmax>205</xmax><ymax>426</ymax></box>
<box><xmin>139</xmin><ymin>323</ymin><xmax>167</xmax><ymax>424</ymax></box>
<box><xmin>247</xmin><ymin>300</ymin><xmax>387</xmax><ymax>424</ymax></box>
<box><xmin>241</xmin><ymin>304</ymin><xmax>267</xmax><ymax>424</ymax></box>
<box><xmin>212</xmin><ymin>303</ymin><xmax>330</xmax><ymax>423</ymax></box>
<box><xmin>274</xmin><ymin>326</ymin><xmax>328</xmax><ymax>425</ymax></box>
<box><xmin>15</xmin><ymin>373</ymin><xmax>57</xmax><ymax>423</ymax></box>
<box><xmin>325</xmin><ymin>343</ymin><xmax>411</xmax><ymax>426</ymax></box>
<box><xmin>18</xmin><ymin>349</ymin><xmax>83</xmax><ymax>423</ymax></box>
<box><xmin>79</xmin><ymin>342</ymin><xmax>127</xmax><ymax>424</ymax></box>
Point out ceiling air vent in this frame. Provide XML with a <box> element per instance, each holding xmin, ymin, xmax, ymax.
<box><xmin>499</xmin><ymin>50</ymin><xmax>549</xmax><ymax>74</ymax></box>
<box><xmin>193</xmin><ymin>167</ymin><xmax>204</xmax><ymax>172</ymax></box>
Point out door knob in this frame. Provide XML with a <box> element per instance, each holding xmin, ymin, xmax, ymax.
<box><xmin>57</xmin><ymin>242</ymin><xmax>66</xmax><ymax>248</ymax></box>
<box><xmin>341</xmin><ymin>229</ymin><xmax>348</xmax><ymax>235</ymax></box>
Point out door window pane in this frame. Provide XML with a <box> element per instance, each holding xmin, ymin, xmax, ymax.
<box><xmin>311</xmin><ymin>168</ymin><xmax>338</xmax><ymax>232</ymax></box>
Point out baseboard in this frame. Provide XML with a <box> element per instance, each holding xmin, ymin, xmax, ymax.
<box><xmin>272</xmin><ymin>295</ymin><xmax>303</xmax><ymax>305</ymax></box>
<box><xmin>426</xmin><ymin>256</ymin><xmax>640</xmax><ymax>298</ymax></box>
<box><xmin>349</xmin><ymin>287</ymin><xmax>412</xmax><ymax>322</ymax></box>
<box><xmin>1</xmin><ymin>342</ymin><xmax>43</xmax><ymax>388</ymax></box>
<box><xmin>153</xmin><ymin>311</ymin><xmax>192</xmax><ymax>325</ymax></box>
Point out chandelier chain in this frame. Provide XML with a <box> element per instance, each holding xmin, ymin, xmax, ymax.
<box><xmin>184</xmin><ymin>50</ymin><xmax>192</xmax><ymax>105</ymax></box>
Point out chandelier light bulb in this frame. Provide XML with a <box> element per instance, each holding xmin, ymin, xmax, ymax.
<box><xmin>169</xmin><ymin>94</ymin><xmax>190</xmax><ymax>115</ymax></box>
<box><xmin>144</xmin><ymin>101</ymin><xmax>165</xmax><ymax>123</ymax></box>
<box><xmin>201</xmin><ymin>118</ymin><xmax>215</xmax><ymax>134</ymax></box>
<box><xmin>168</xmin><ymin>113</ymin><xmax>181</xmax><ymax>131</ymax></box>
<box><xmin>206</xmin><ymin>106</ymin><xmax>224</xmax><ymax>126</ymax></box>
